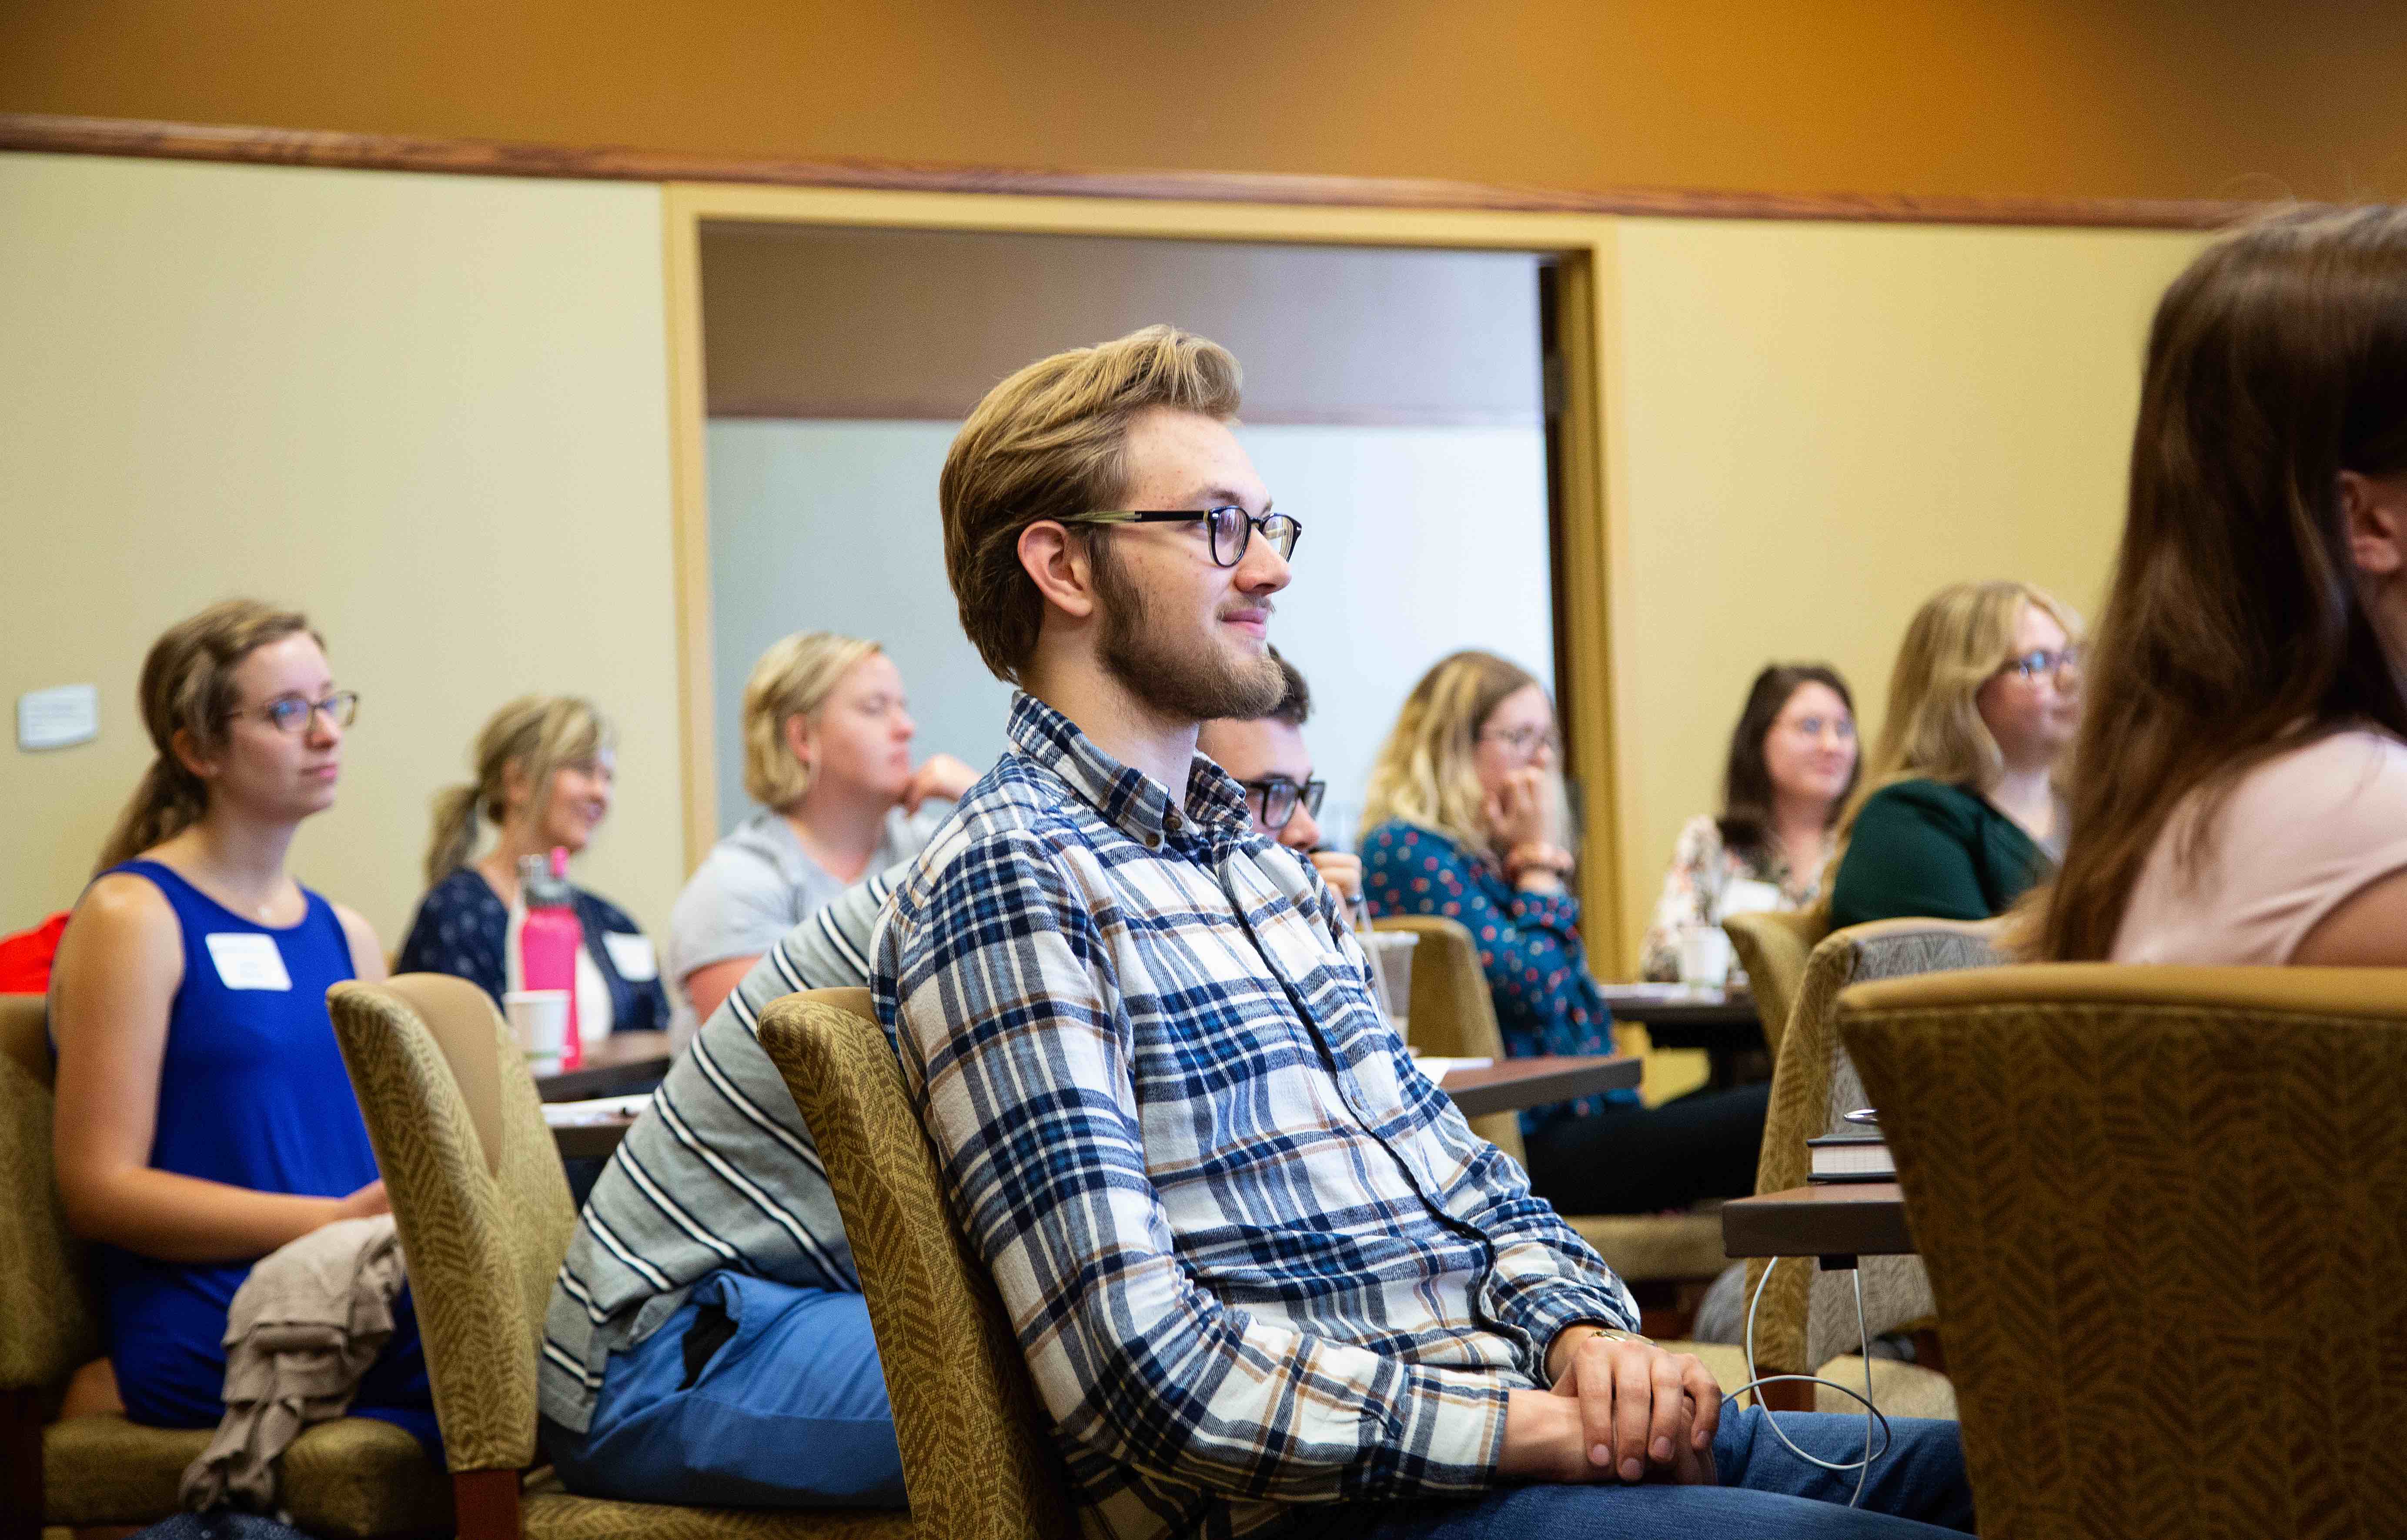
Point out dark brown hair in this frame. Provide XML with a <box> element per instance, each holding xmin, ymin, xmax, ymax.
<box><xmin>1264</xmin><ymin>647</ymin><xmax>1311</xmax><ymax>727</ymax></box>
<box><xmin>96</xmin><ymin>599</ymin><xmax>323</xmax><ymax>873</ymax></box>
<box><xmin>939</xmin><ymin>325</ymin><xmax>1243</xmax><ymax>683</ymax></box>
<box><xmin>2030</xmin><ymin>206</ymin><xmax>2407</xmax><ymax>959</ymax></box>
<box><xmin>1717</xmin><ymin>663</ymin><xmax>1859</xmax><ymax>860</ymax></box>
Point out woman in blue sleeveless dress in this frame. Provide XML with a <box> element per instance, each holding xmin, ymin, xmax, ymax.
<box><xmin>47</xmin><ymin>600</ymin><xmax>437</xmax><ymax>1452</ymax></box>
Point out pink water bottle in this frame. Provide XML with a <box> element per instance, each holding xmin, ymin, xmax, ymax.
<box><xmin>519</xmin><ymin>849</ymin><xmax>584</xmax><ymax>1070</ymax></box>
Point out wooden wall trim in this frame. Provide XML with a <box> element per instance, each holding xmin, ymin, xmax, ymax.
<box><xmin>0</xmin><ymin>111</ymin><xmax>2259</xmax><ymax>230</ymax></box>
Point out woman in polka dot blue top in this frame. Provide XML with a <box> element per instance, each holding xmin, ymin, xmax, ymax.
<box><xmin>1362</xmin><ymin>650</ymin><xmax>1768</xmax><ymax>1215</ymax></box>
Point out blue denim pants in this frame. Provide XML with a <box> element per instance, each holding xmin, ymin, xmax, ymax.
<box><xmin>541</xmin><ymin>1271</ymin><xmax>906</xmax><ymax>1509</ymax></box>
<box><xmin>1323</xmin><ymin>1408</ymin><xmax>1973</xmax><ymax>1538</ymax></box>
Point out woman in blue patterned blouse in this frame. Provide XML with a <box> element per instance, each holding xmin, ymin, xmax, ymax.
<box><xmin>397</xmin><ymin>696</ymin><xmax>669</xmax><ymax>1040</ymax></box>
<box><xmin>1362</xmin><ymin>650</ymin><xmax>1767</xmax><ymax>1214</ymax></box>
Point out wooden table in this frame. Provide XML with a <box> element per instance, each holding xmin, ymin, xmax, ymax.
<box><xmin>1720</xmin><ymin>1183</ymin><xmax>1911</xmax><ymax>1269</ymax></box>
<box><xmin>535</xmin><ymin>1031</ymin><xmax>673</xmax><ymax>1102</ymax></box>
<box><xmin>1438</xmin><ymin>1053</ymin><xmax>1639</xmax><ymax>1119</ymax></box>
<box><xmin>546</xmin><ymin>1050</ymin><xmax>1640</xmax><ymax>1158</ymax></box>
<box><xmin>1597</xmin><ymin>988</ymin><xmax>1767</xmax><ymax>1089</ymax></box>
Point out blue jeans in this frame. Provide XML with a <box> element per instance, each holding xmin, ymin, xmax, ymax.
<box><xmin>1324</xmin><ymin>1409</ymin><xmax>1972</xmax><ymax>1538</ymax></box>
<box><xmin>541</xmin><ymin>1272</ymin><xmax>906</xmax><ymax>1509</ymax></box>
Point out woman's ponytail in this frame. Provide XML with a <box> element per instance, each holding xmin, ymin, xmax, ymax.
<box><xmin>424</xmin><ymin>782</ymin><xmax>484</xmax><ymax>888</ymax></box>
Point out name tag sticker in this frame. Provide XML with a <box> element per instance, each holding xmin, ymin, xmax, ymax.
<box><xmin>601</xmin><ymin>930</ymin><xmax>659</xmax><ymax>981</ymax></box>
<box><xmin>205</xmin><ymin>932</ymin><xmax>293</xmax><ymax>991</ymax></box>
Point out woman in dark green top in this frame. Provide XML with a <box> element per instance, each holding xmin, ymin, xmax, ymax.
<box><xmin>1829</xmin><ymin>580</ymin><xmax>2084</xmax><ymax>929</ymax></box>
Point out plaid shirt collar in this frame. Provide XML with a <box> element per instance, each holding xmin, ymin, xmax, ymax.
<box><xmin>1004</xmin><ymin>689</ymin><xmax>1252</xmax><ymax>852</ymax></box>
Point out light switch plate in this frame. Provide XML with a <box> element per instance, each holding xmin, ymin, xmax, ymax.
<box><xmin>18</xmin><ymin>684</ymin><xmax>99</xmax><ymax>751</ymax></box>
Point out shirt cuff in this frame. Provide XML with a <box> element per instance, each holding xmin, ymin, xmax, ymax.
<box><xmin>1514</xmin><ymin>1289</ymin><xmax>1642</xmax><ymax>1384</ymax></box>
<box><xmin>1353</xmin><ymin>1363</ymin><xmax>1511</xmax><ymax>1498</ymax></box>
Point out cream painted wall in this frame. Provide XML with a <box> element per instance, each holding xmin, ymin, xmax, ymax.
<box><xmin>0</xmin><ymin>153</ymin><xmax>681</xmax><ymax>949</ymax></box>
<box><xmin>1600</xmin><ymin>217</ymin><xmax>2211</xmax><ymax>972</ymax></box>
<box><xmin>0</xmin><ymin>147</ymin><xmax>2220</xmax><ymax>989</ymax></box>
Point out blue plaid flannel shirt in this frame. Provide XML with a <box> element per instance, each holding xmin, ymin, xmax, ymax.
<box><xmin>876</xmin><ymin>694</ymin><xmax>1639</xmax><ymax>1540</ymax></box>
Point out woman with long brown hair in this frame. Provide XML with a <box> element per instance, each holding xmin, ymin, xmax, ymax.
<box><xmin>1639</xmin><ymin>663</ymin><xmax>1860</xmax><ymax>982</ymax></box>
<box><xmin>1362</xmin><ymin>649</ymin><xmax>1769</xmax><ymax>1215</ymax></box>
<box><xmin>46</xmin><ymin>600</ymin><xmax>434</xmax><ymax>1448</ymax></box>
<box><xmin>2033</xmin><ymin>207</ymin><xmax>2407</xmax><ymax>965</ymax></box>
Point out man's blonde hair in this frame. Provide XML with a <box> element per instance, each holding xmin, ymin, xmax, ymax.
<box><xmin>940</xmin><ymin>325</ymin><xmax>1243</xmax><ymax>682</ymax></box>
<box><xmin>742</xmin><ymin>631</ymin><xmax>883</xmax><ymax>809</ymax></box>
<box><xmin>1845</xmin><ymin>580</ymin><xmax>2083</xmax><ymax>831</ymax></box>
<box><xmin>1363</xmin><ymin>649</ymin><xmax>1560</xmax><ymax>856</ymax></box>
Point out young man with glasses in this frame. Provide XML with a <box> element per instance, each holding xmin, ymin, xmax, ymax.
<box><xmin>877</xmin><ymin>325</ymin><xmax>1971</xmax><ymax>1538</ymax></box>
<box><xmin>1195</xmin><ymin>646</ymin><xmax>1361</xmax><ymax>904</ymax></box>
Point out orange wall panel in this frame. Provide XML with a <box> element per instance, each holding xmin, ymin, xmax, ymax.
<box><xmin>6</xmin><ymin>0</ymin><xmax>2406</xmax><ymax>203</ymax></box>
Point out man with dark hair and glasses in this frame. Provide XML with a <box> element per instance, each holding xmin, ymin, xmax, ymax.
<box><xmin>1195</xmin><ymin>646</ymin><xmax>1361</xmax><ymax>903</ymax></box>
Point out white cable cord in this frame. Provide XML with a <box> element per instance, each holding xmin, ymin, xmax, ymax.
<box><xmin>1721</xmin><ymin>1254</ymin><xmax>1893</xmax><ymax>1507</ymax></box>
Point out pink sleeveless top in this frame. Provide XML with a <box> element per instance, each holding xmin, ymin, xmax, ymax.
<box><xmin>2113</xmin><ymin>729</ymin><xmax>2407</xmax><ymax>964</ymax></box>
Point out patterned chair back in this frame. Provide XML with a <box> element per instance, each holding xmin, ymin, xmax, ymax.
<box><xmin>1841</xmin><ymin>964</ymin><xmax>2407</xmax><ymax>1537</ymax></box>
<box><xmin>0</xmin><ymin>990</ymin><xmax>97</xmax><ymax>1399</ymax></box>
<box><xmin>1746</xmin><ymin>918</ymin><xmax>2000</xmax><ymax>1378</ymax></box>
<box><xmin>1373</xmin><ymin>915</ymin><xmax>1525</xmax><ymax>1161</ymax></box>
<box><xmin>328</xmin><ymin>975</ymin><xmax>575</xmax><ymax>1476</ymax></box>
<box><xmin>758</xmin><ymin>990</ymin><xmax>1081</xmax><ymax>1540</ymax></box>
<box><xmin>1723</xmin><ymin>906</ymin><xmax>1826</xmax><ymax>1062</ymax></box>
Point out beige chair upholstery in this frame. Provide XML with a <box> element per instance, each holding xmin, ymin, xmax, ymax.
<box><xmin>1373</xmin><ymin>918</ymin><xmax>1726</xmax><ymax>1295</ymax></box>
<box><xmin>756</xmin><ymin>989</ymin><xmax>1080</xmax><ymax>1540</ymax></box>
<box><xmin>328</xmin><ymin>976</ymin><xmax>905</xmax><ymax>1540</ymax></box>
<box><xmin>1</xmin><ymin>990</ymin><xmax>447</xmax><ymax>1540</ymax></box>
<box><xmin>1840</xmin><ymin>965</ymin><xmax>2407</xmax><ymax>1537</ymax></box>
<box><xmin>1722</xmin><ymin>907</ymin><xmax>1826</xmax><ymax>1063</ymax></box>
<box><xmin>1742</xmin><ymin>919</ymin><xmax>1997</xmax><ymax>1415</ymax></box>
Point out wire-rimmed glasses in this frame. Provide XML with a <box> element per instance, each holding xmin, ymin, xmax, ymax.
<box><xmin>228</xmin><ymin>691</ymin><xmax>360</xmax><ymax>734</ymax></box>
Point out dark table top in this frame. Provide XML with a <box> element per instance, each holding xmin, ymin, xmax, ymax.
<box><xmin>1597</xmin><ymin>988</ymin><xmax>1764</xmax><ymax>1057</ymax></box>
<box><xmin>1721</xmin><ymin>1183</ymin><xmax>1912</xmax><ymax>1261</ymax></box>
<box><xmin>546</xmin><ymin>1049</ymin><xmax>1641</xmax><ymax>1157</ymax></box>
<box><xmin>535</xmin><ymin>1030</ymin><xmax>672</xmax><ymax>1102</ymax></box>
<box><xmin>1436</xmin><ymin>1053</ymin><xmax>1641</xmax><ymax>1119</ymax></box>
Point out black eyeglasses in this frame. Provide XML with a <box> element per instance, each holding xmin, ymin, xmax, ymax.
<box><xmin>227</xmin><ymin>691</ymin><xmax>360</xmax><ymax>734</ymax></box>
<box><xmin>1236</xmin><ymin>775</ymin><xmax>1325</xmax><ymax>832</ymax></box>
<box><xmin>1062</xmin><ymin>505</ymin><xmax>1303</xmax><ymax>568</ymax></box>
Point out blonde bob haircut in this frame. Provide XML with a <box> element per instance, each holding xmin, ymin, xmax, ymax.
<box><xmin>1363</xmin><ymin>649</ymin><xmax>1561</xmax><ymax>856</ymax></box>
<box><xmin>1843</xmin><ymin>580</ymin><xmax>2083</xmax><ymax>834</ymax></box>
<box><xmin>742</xmin><ymin>631</ymin><xmax>883</xmax><ymax>810</ymax></box>
<box><xmin>941</xmin><ymin>324</ymin><xmax>1243</xmax><ymax>682</ymax></box>
<box><xmin>425</xmin><ymin>695</ymin><xmax>615</xmax><ymax>885</ymax></box>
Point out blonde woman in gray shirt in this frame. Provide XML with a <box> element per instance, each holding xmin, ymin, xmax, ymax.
<box><xmin>665</xmin><ymin>631</ymin><xmax>975</xmax><ymax>1032</ymax></box>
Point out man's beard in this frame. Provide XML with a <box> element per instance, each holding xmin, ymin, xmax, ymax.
<box><xmin>1091</xmin><ymin>539</ymin><xmax>1284</xmax><ymax>725</ymax></box>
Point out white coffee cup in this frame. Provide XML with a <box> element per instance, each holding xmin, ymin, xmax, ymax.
<box><xmin>1367</xmin><ymin>930</ymin><xmax>1420</xmax><ymax>1025</ymax></box>
<box><xmin>1677</xmin><ymin>926</ymin><xmax>1734</xmax><ymax>988</ymax></box>
<box><xmin>505</xmin><ymin>989</ymin><xmax>570</xmax><ymax>1075</ymax></box>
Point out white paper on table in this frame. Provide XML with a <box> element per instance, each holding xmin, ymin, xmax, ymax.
<box><xmin>1719</xmin><ymin>878</ymin><xmax>1785</xmax><ymax>917</ymax></box>
<box><xmin>1595</xmin><ymin>982</ymin><xmax>1706</xmax><ymax>1002</ymax></box>
<box><xmin>1406</xmin><ymin>1056</ymin><xmax>1494</xmax><ymax>1080</ymax></box>
<box><xmin>540</xmin><ymin>1094</ymin><xmax>654</xmax><ymax>1126</ymax></box>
